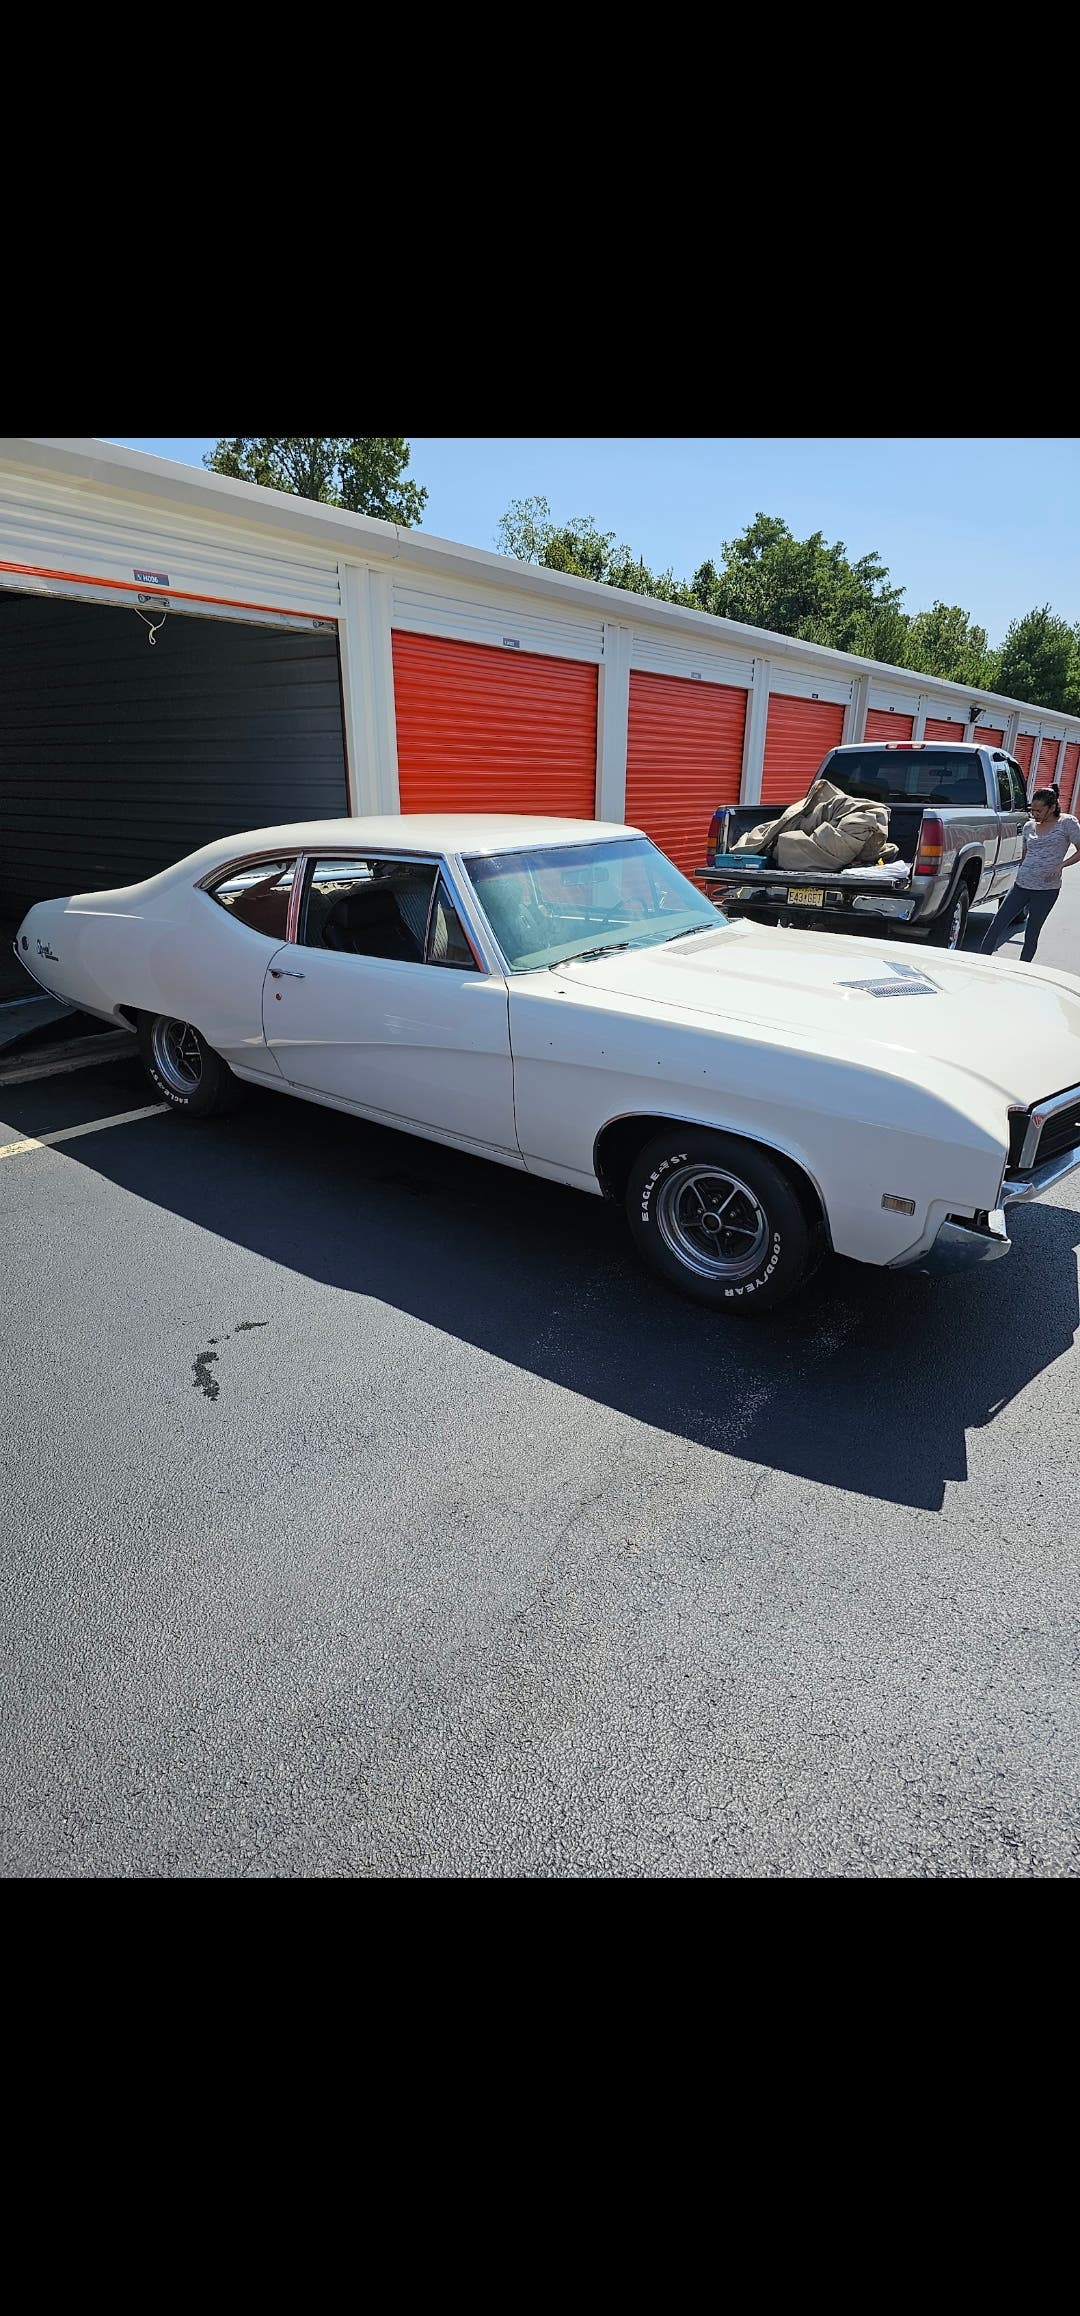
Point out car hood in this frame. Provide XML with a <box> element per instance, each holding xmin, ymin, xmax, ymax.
<box><xmin>552</xmin><ymin>920</ymin><xmax>1080</xmax><ymax>1106</ymax></box>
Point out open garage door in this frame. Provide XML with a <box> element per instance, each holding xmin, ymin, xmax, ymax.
<box><xmin>0</xmin><ymin>592</ymin><xmax>348</xmax><ymax>928</ymax></box>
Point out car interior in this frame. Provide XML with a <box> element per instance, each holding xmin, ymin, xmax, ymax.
<box><xmin>302</xmin><ymin>861</ymin><xmax>474</xmax><ymax>966</ymax></box>
<box><xmin>300</xmin><ymin>864</ymin><xmax>432</xmax><ymax>960</ymax></box>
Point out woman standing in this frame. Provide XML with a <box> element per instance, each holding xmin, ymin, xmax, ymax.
<box><xmin>981</xmin><ymin>783</ymin><xmax>1080</xmax><ymax>962</ymax></box>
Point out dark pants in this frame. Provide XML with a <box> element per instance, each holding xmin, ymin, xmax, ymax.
<box><xmin>981</xmin><ymin>882</ymin><xmax>1058</xmax><ymax>961</ymax></box>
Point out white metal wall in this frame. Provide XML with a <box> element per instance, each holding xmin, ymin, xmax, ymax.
<box><xmin>4</xmin><ymin>442</ymin><xmax>1080</xmax><ymax>837</ymax></box>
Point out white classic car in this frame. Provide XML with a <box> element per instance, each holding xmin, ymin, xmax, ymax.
<box><xmin>14</xmin><ymin>814</ymin><xmax>1080</xmax><ymax>1312</ymax></box>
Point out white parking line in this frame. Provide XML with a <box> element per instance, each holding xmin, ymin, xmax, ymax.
<box><xmin>0</xmin><ymin>1103</ymin><xmax>169</xmax><ymax>1160</ymax></box>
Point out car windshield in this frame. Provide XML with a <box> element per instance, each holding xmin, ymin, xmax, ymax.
<box><xmin>462</xmin><ymin>837</ymin><xmax>726</xmax><ymax>971</ymax></box>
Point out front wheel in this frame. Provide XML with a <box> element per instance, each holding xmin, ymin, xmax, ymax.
<box><xmin>138</xmin><ymin>1013</ymin><xmax>238</xmax><ymax>1117</ymax></box>
<box><xmin>626</xmin><ymin>1129</ymin><xmax>818</xmax><ymax>1313</ymax></box>
<box><xmin>926</xmin><ymin>884</ymin><xmax>971</xmax><ymax>950</ymax></box>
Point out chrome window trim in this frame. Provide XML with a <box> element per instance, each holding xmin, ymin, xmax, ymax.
<box><xmin>287</xmin><ymin>853</ymin><xmax>308</xmax><ymax>945</ymax></box>
<box><xmin>447</xmin><ymin>853</ymin><xmax>512</xmax><ymax>975</ymax></box>
<box><xmin>422</xmin><ymin>875</ymin><xmax>439</xmax><ymax>960</ymax></box>
<box><xmin>197</xmin><ymin>850</ymin><xmax>302</xmax><ymax>943</ymax></box>
<box><xmin>285</xmin><ymin>847</ymin><xmax>495</xmax><ymax>976</ymax></box>
<box><xmin>438</xmin><ymin>859</ymin><xmax>497</xmax><ymax>974</ymax></box>
<box><xmin>196</xmin><ymin>848</ymin><xmax>303</xmax><ymax>893</ymax></box>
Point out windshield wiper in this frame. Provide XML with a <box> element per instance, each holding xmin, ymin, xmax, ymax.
<box><xmin>663</xmin><ymin>923</ymin><xmax>717</xmax><ymax>943</ymax></box>
<box><xmin>550</xmin><ymin>941</ymin><xmax>631</xmax><ymax>968</ymax></box>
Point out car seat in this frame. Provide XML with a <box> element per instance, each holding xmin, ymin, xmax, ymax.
<box><xmin>321</xmin><ymin>885</ymin><xmax>417</xmax><ymax>960</ymax></box>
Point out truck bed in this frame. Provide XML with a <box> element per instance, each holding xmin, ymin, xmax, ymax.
<box><xmin>698</xmin><ymin>801</ymin><xmax>924</xmax><ymax>897</ymax></box>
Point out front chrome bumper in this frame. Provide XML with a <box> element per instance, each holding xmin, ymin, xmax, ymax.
<box><xmin>1000</xmin><ymin>1143</ymin><xmax>1080</xmax><ymax>1204</ymax></box>
<box><xmin>897</xmin><ymin>1212</ymin><xmax>1012</xmax><ymax>1275</ymax></box>
<box><xmin>896</xmin><ymin>1140</ymin><xmax>1080</xmax><ymax>1277</ymax></box>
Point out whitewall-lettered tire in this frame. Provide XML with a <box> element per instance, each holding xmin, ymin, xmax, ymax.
<box><xmin>626</xmin><ymin>1128</ymin><xmax>817</xmax><ymax>1313</ymax></box>
<box><xmin>138</xmin><ymin>1014</ymin><xmax>238</xmax><ymax>1118</ymax></box>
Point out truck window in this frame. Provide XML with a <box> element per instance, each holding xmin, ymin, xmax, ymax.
<box><xmin>820</xmin><ymin>748</ymin><xmax>987</xmax><ymax>806</ymax></box>
<box><xmin>996</xmin><ymin>764</ymin><xmax>1013</xmax><ymax>810</ymax></box>
<box><xmin>1005</xmin><ymin>762</ymin><xmax>1028</xmax><ymax>813</ymax></box>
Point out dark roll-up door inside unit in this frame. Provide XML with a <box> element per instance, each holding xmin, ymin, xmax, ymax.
<box><xmin>0</xmin><ymin>594</ymin><xmax>347</xmax><ymax>922</ymax></box>
<box><xmin>392</xmin><ymin>631</ymin><xmax>598</xmax><ymax>819</ymax></box>
<box><xmin>761</xmin><ymin>695</ymin><xmax>846</xmax><ymax>806</ymax></box>
<box><xmin>625</xmin><ymin>670</ymin><xmax>747</xmax><ymax>877</ymax></box>
<box><xmin>864</xmin><ymin>708</ymin><xmax>914</xmax><ymax>741</ymax></box>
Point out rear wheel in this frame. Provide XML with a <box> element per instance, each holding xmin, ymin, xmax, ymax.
<box><xmin>138</xmin><ymin>1013</ymin><xmax>237</xmax><ymax>1117</ymax></box>
<box><xmin>626</xmin><ymin>1128</ymin><xmax>818</xmax><ymax>1313</ymax></box>
<box><xmin>927</xmin><ymin>883</ymin><xmax>971</xmax><ymax>949</ymax></box>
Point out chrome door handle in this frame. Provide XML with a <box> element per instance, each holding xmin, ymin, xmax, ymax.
<box><xmin>270</xmin><ymin>967</ymin><xmax>305</xmax><ymax>979</ymax></box>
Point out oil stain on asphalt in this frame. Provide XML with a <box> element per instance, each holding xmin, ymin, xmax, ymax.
<box><xmin>192</xmin><ymin>1322</ymin><xmax>269</xmax><ymax>1401</ymax></box>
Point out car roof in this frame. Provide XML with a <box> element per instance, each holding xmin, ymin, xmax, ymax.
<box><xmin>171</xmin><ymin>814</ymin><xmax>644</xmax><ymax>876</ymax></box>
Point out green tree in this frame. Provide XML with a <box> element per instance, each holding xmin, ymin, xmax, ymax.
<box><xmin>496</xmin><ymin>496</ymin><xmax>693</xmax><ymax>604</ymax></box>
<box><xmin>497</xmin><ymin>496</ymin><xmax>1080</xmax><ymax>708</ymax></box>
<box><xmin>204</xmin><ymin>437</ymin><xmax>427</xmax><ymax>524</ymax></box>
<box><xmin>704</xmin><ymin>514</ymin><xmax>909</xmax><ymax>659</ymax></box>
<box><xmin>903</xmin><ymin>601</ymin><xmax>999</xmax><ymax>689</ymax></box>
<box><xmin>996</xmin><ymin>605</ymin><xmax>1077</xmax><ymax>713</ymax></box>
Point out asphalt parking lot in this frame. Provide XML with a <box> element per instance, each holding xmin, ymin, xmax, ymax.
<box><xmin>3</xmin><ymin>891</ymin><xmax>1079</xmax><ymax>1878</ymax></box>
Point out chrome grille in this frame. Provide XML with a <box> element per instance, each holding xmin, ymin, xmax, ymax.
<box><xmin>1007</xmin><ymin>1083</ymin><xmax>1080</xmax><ymax>1174</ymax></box>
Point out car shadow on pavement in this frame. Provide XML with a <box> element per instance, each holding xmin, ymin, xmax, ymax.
<box><xmin>32</xmin><ymin>1067</ymin><xmax>1080</xmax><ymax>1515</ymax></box>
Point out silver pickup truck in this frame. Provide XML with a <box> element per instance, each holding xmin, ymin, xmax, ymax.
<box><xmin>696</xmin><ymin>741</ymin><xmax>1035</xmax><ymax>950</ymax></box>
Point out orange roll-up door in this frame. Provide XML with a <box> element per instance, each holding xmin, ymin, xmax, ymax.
<box><xmin>392</xmin><ymin>632</ymin><xmax>597</xmax><ymax>818</ymax></box>
<box><xmin>1036</xmin><ymin>736</ymin><xmax>1061</xmax><ymax>788</ymax></box>
<box><xmin>761</xmin><ymin>695</ymin><xmax>846</xmax><ymax>806</ymax></box>
<box><xmin>624</xmin><ymin>670</ymin><xmax>747</xmax><ymax>875</ymax></box>
<box><xmin>1013</xmin><ymin>733</ymin><xmax>1037</xmax><ymax>790</ymax></box>
<box><xmin>1060</xmin><ymin>740</ymin><xmax>1080</xmax><ymax>814</ymax></box>
<box><xmin>975</xmin><ymin>727</ymin><xmax>1005</xmax><ymax>748</ymax></box>
<box><xmin>923</xmin><ymin>718</ymin><xmax>967</xmax><ymax>743</ymax></box>
<box><xmin>864</xmin><ymin>708</ymin><xmax>915</xmax><ymax>741</ymax></box>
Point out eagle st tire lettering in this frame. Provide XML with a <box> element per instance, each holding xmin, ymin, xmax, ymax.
<box><xmin>640</xmin><ymin>1150</ymin><xmax>687</xmax><ymax>1223</ymax></box>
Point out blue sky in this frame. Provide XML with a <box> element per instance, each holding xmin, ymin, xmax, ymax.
<box><xmin>102</xmin><ymin>438</ymin><xmax>1080</xmax><ymax>650</ymax></box>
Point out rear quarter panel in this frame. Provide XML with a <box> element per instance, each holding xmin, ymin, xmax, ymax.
<box><xmin>26</xmin><ymin>890</ymin><xmax>285</xmax><ymax>1074</ymax></box>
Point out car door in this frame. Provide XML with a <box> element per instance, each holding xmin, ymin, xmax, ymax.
<box><xmin>994</xmin><ymin>759</ymin><xmax>1029</xmax><ymax>891</ymax></box>
<box><xmin>262</xmin><ymin>853</ymin><xmax>520</xmax><ymax>1161</ymax></box>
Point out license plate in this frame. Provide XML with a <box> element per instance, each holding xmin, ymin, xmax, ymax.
<box><xmin>789</xmin><ymin>887</ymin><xmax>824</xmax><ymax>907</ymax></box>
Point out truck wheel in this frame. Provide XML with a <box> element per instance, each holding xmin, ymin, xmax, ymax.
<box><xmin>626</xmin><ymin>1129</ymin><xmax>816</xmax><ymax>1313</ymax></box>
<box><xmin>927</xmin><ymin>885</ymin><xmax>971</xmax><ymax>950</ymax></box>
